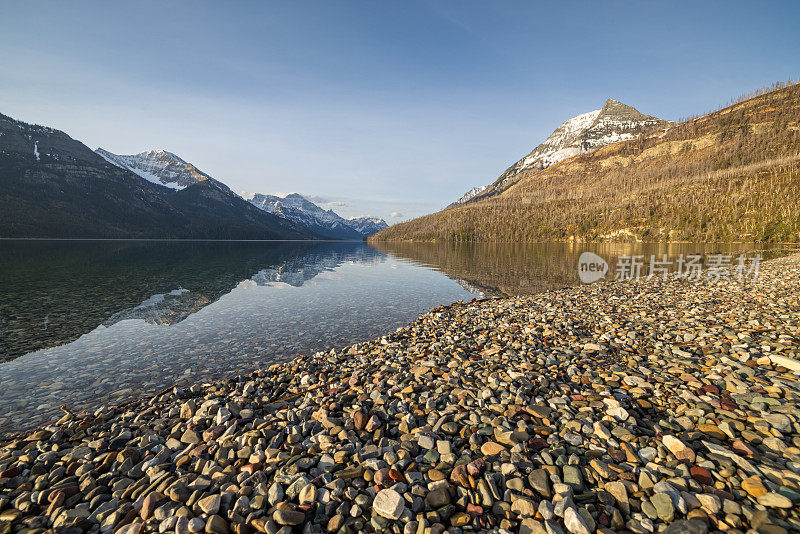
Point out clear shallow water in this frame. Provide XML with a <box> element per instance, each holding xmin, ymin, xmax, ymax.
<box><xmin>0</xmin><ymin>240</ymin><xmax>794</xmax><ymax>434</ymax></box>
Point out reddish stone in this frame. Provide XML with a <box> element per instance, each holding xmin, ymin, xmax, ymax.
<box><xmin>608</xmin><ymin>448</ymin><xmax>626</xmax><ymax>463</ymax></box>
<box><xmin>203</xmin><ymin>425</ymin><xmax>225</xmax><ymax>441</ymax></box>
<box><xmin>701</xmin><ymin>384</ymin><xmax>720</xmax><ymax>395</ymax></box>
<box><xmin>388</xmin><ymin>469</ymin><xmax>404</xmax><ymax>482</ymax></box>
<box><xmin>239</xmin><ymin>463</ymin><xmax>262</xmax><ymax>475</ymax></box>
<box><xmin>191</xmin><ymin>444</ymin><xmax>209</xmax><ymax>457</ymax></box>
<box><xmin>373</xmin><ymin>468</ymin><xmax>391</xmax><ymax>486</ymax></box>
<box><xmin>527</xmin><ymin>438</ymin><xmax>548</xmax><ymax>451</ymax></box>
<box><xmin>450</xmin><ymin>464</ymin><xmax>469</xmax><ymax>487</ymax></box>
<box><xmin>720</xmin><ymin>399</ymin><xmax>738</xmax><ymax>411</ymax></box>
<box><xmin>732</xmin><ymin>440</ymin><xmax>758</xmax><ymax>458</ymax></box>
<box><xmin>466</xmin><ymin>504</ymin><xmax>483</xmax><ymax>517</ymax></box>
<box><xmin>140</xmin><ymin>491</ymin><xmax>164</xmax><ymax>520</ymax></box>
<box><xmin>690</xmin><ymin>466</ymin><xmax>713</xmax><ymax>485</ymax></box>
<box><xmin>466</xmin><ymin>457</ymin><xmax>486</xmax><ymax>476</ymax></box>
<box><xmin>710</xmin><ymin>488</ymin><xmax>735</xmax><ymax>501</ymax></box>
<box><xmin>353</xmin><ymin>411</ymin><xmax>367</xmax><ymax>431</ymax></box>
<box><xmin>0</xmin><ymin>466</ymin><xmax>20</xmax><ymax>478</ymax></box>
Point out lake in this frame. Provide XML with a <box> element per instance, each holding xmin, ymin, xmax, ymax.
<box><xmin>0</xmin><ymin>240</ymin><xmax>792</xmax><ymax>435</ymax></box>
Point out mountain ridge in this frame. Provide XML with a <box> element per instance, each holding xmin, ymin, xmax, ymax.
<box><xmin>95</xmin><ymin>148</ymin><xmax>225</xmax><ymax>191</ymax></box>
<box><xmin>452</xmin><ymin>98</ymin><xmax>670</xmax><ymax>206</ymax></box>
<box><xmin>248</xmin><ymin>193</ymin><xmax>388</xmax><ymax>239</ymax></box>
<box><xmin>0</xmin><ymin>112</ymin><xmax>320</xmax><ymax>239</ymax></box>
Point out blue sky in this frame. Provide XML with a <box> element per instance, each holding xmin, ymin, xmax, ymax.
<box><xmin>1</xmin><ymin>1</ymin><xmax>798</xmax><ymax>221</ymax></box>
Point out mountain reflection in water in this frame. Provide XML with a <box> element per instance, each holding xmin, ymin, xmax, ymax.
<box><xmin>0</xmin><ymin>240</ymin><xmax>471</xmax><ymax>434</ymax></box>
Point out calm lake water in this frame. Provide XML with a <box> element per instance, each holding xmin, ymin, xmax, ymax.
<box><xmin>0</xmin><ymin>240</ymin><xmax>793</xmax><ymax>434</ymax></box>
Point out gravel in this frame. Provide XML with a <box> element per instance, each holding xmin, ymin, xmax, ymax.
<box><xmin>1</xmin><ymin>253</ymin><xmax>799</xmax><ymax>533</ymax></box>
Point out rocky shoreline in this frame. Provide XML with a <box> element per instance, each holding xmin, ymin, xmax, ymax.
<box><xmin>1</xmin><ymin>254</ymin><xmax>799</xmax><ymax>534</ymax></box>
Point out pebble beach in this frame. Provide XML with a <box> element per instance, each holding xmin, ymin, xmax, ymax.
<box><xmin>1</xmin><ymin>253</ymin><xmax>799</xmax><ymax>534</ymax></box>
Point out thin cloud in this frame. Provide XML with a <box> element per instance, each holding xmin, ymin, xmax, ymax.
<box><xmin>390</xmin><ymin>212</ymin><xmax>403</xmax><ymax>218</ymax></box>
<box><xmin>305</xmin><ymin>194</ymin><xmax>328</xmax><ymax>204</ymax></box>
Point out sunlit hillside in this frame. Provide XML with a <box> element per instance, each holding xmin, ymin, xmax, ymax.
<box><xmin>372</xmin><ymin>82</ymin><xmax>800</xmax><ymax>243</ymax></box>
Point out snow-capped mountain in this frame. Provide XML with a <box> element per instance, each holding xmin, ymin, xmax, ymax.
<box><xmin>248</xmin><ymin>193</ymin><xmax>387</xmax><ymax>239</ymax></box>
<box><xmin>347</xmin><ymin>216</ymin><xmax>389</xmax><ymax>236</ymax></box>
<box><xmin>450</xmin><ymin>185</ymin><xmax>487</xmax><ymax>207</ymax></box>
<box><xmin>453</xmin><ymin>99</ymin><xmax>670</xmax><ymax>205</ymax></box>
<box><xmin>96</xmin><ymin>148</ymin><xmax>227</xmax><ymax>191</ymax></box>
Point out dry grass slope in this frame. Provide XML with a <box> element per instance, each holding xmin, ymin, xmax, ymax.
<box><xmin>372</xmin><ymin>82</ymin><xmax>800</xmax><ymax>243</ymax></box>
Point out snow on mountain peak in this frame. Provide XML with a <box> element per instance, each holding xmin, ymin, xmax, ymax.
<box><xmin>347</xmin><ymin>215</ymin><xmax>389</xmax><ymax>236</ymax></box>
<box><xmin>95</xmin><ymin>148</ymin><xmax>220</xmax><ymax>190</ymax></box>
<box><xmin>452</xmin><ymin>99</ymin><xmax>670</xmax><ymax>205</ymax></box>
<box><xmin>249</xmin><ymin>193</ymin><xmax>387</xmax><ymax>238</ymax></box>
<box><xmin>450</xmin><ymin>185</ymin><xmax>487</xmax><ymax>207</ymax></box>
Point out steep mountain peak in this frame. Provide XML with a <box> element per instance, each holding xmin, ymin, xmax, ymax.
<box><xmin>451</xmin><ymin>98</ymin><xmax>670</xmax><ymax>205</ymax></box>
<box><xmin>449</xmin><ymin>185</ymin><xmax>487</xmax><ymax>208</ymax></box>
<box><xmin>138</xmin><ymin>149</ymin><xmax>187</xmax><ymax>164</ymax></box>
<box><xmin>597</xmin><ymin>98</ymin><xmax>658</xmax><ymax>123</ymax></box>
<box><xmin>96</xmin><ymin>148</ymin><xmax>223</xmax><ymax>191</ymax></box>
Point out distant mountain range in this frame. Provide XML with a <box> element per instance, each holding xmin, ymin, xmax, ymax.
<box><xmin>0</xmin><ymin>112</ymin><xmax>384</xmax><ymax>239</ymax></box>
<box><xmin>248</xmin><ymin>193</ymin><xmax>387</xmax><ymax>239</ymax></box>
<box><xmin>451</xmin><ymin>98</ymin><xmax>670</xmax><ymax>206</ymax></box>
<box><xmin>98</xmin><ymin>149</ymin><xmax>387</xmax><ymax>239</ymax></box>
<box><xmin>345</xmin><ymin>215</ymin><xmax>389</xmax><ymax>237</ymax></box>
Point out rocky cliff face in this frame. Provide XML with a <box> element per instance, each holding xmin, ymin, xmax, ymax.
<box><xmin>453</xmin><ymin>99</ymin><xmax>670</xmax><ymax>205</ymax></box>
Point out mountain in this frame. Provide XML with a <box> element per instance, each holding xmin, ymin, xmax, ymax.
<box><xmin>347</xmin><ymin>216</ymin><xmax>389</xmax><ymax>236</ymax></box>
<box><xmin>371</xmin><ymin>82</ymin><xmax>800</xmax><ymax>242</ymax></box>
<box><xmin>95</xmin><ymin>149</ymin><xmax>222</xmax><ymax>190</ymax></box>
<box><xmin>452</xmin><ymin>99</ymin><xmax>669</xmax><ymax>205</ymax></box>
<box><xmin>0</xmin><ymin>112</ymin><xmax>319</xmax><ymax>239</ymax></box>
<box><xmin>248</xmin><ymin>193</ymin><xmax>387</xmax><ymax>239</ymax></box>
<box><xmin>451</xmin><ymin>185</ymin><xmax>487</xmax><ymax>207</ymax></box>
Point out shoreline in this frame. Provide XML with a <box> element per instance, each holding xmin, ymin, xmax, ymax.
<box><xmin>1</xmin><ymin>254</ymin><xmax>799</xmax><ymax>534</ymax></box>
